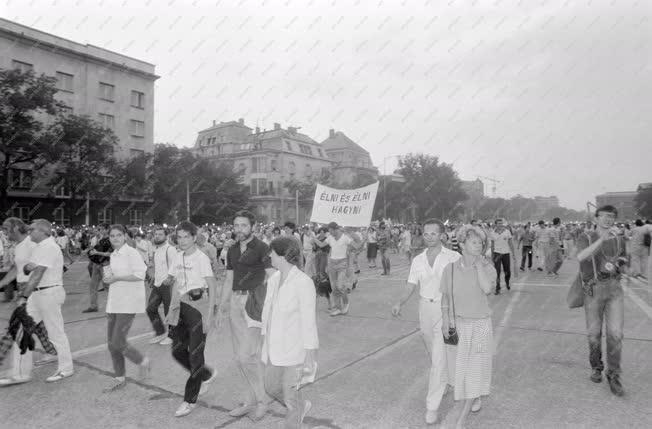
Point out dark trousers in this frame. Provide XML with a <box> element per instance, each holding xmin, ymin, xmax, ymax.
<box><xmin>171</xmin><ymin>302</ymin><xmax>212</xmax><ymax>404</ymax></box>
<box><xmin>493</xmin><ymin>252</ymin><xmax>511</xmax><ymax>291</ymax></box>
<box><xmin>521</xmin><ymin>246</ymin><xmax>533</xmax><ymax>269</ymax></box>
<box><xmin>1</xmin><ymin>271</ymin><xmax>17</xmax><ymax>301</ymax></box>
<box><xmin>146</xmin><ymin>283</ymin><xmax>171</xmax><ymax>336</ymax></box>
<box><xmin>107</xmin><ymin>313</ymin><xmax>144</xmax><ymax>377</ymax></box>
<box><xmin>380</xmin><ymin>248</ymin><xmax>391</xmax><ymax>274</ymax></box>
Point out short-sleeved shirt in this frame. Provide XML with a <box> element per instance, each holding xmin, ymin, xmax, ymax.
<box><xmin>521</xmin><ymin>230</ymin><xmax>536</xmax><ymax>246</ymax></box>
<box><xmin>376</xmin><ymin>230</ymin><xmax>391</xmax><ymax>249</ymax></box>
<box><xmin>491</xmin><ymin>229</ymin><xmax>513</xmax><ymax>254</ymax></box>
<box><xmin>226</xmin><ymin>236</ymin><xmax>271</xmax><ymax>292</ymax></box>
<box><xmin>327</xmin><ymin>233</ymin><xmax>352</xmax><ymax>260</ymax></box>
<box><xmin>153</xmin><ymin>243</ymin><xmax>178</xmax><ymax>286</ymax></box>
<box><xmin>169</xmin><ymin>248</ymin><xmax>213</xmax><ymax>295</ymax></box>
<box><xmin>408</xmin><ymin>247</ymin><xmax>461</xmax><ymax>301</ymax></box>
<box><xmin>576</xmin><ymin>231</ymin><xmax>627</xmax><ymax>283</ymax></box>
<box><xmin>440</xmin><ymin>259</ymin><xmax>494</xmax><ymax>318</ymax></box>
<box><xmin>106</xmin><ymin>244</ymin><xmax>147</xmax><ymax>314</ymax></box>
<box><xmin>15</xmin><ymin>236</ymin><xmax>37</xmax><ymax>283</ymax></box>
<box><xmin>30</xmin><ymin>236</ymin><xmax>64</xmax><ymax>287</ymax></box>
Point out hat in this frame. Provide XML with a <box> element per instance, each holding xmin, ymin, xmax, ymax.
<box><xmin>327</xmin><ymin>222</ymin><xmax>339</xmax><ymax>229</ymax></box>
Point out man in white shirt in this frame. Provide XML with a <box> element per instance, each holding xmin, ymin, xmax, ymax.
<box><xmin>0</xmin><ymin>219</ymin><xmax>73</xmax><ymax>386</ymax></box>
<box><xmin>391</xmin><ymin>218</ymin><xmax>461</xmax><ymax>425</ymax></box>
<box><xmin>146</xmin><ymin>226</ymin><xmax>178</xmax><ymax>345</ymax></box>
<box><xmin>491</xmin><ymin>218</ymin><xmax>516</xmax><ymax>294</ymax></box>
<box><xmin>314</xmin><ymin>222</ymin><xmax>353</xmax><ymax>317</ymax></box>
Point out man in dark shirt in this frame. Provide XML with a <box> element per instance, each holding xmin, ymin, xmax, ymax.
<box><xmin>576</xmin><ymin>205</ymin><xmax>628</xmax><ymax>397</ymax></box>
<box><xmin>83</xmin><ymin>224</ymin><xmax>112</xmax><ymax>313</ymax></box>
<box><xmin>219</xmin><ymin>210</ymin><xmax>274</xmax><ymax>421</ymax></box>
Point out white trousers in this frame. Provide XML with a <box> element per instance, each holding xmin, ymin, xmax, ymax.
<box><xmin>419</xmin><ymin>298</ymin><xmax>455</xmax><ymax>411</ymax></box>
<box><xmin>12</xmin><ymin>286</ymin><xmax>73</xmax><ymax>378</ymax></box>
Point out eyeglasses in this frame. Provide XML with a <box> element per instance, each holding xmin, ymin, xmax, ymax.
<box><xmin>422</xmin><ymin>232</ymin><xmax>439</xmax><ymax>238</ymax></box>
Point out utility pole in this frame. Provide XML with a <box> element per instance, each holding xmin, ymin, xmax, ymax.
<box><xmin>295</xmin><ymin>189</ymin><xmax>299</xmax><ymax>224</ymax></box>
<box><xmin>186</xmin><ymin>180</ymin><xmax>190</xmax><ymax>221</ymax></box>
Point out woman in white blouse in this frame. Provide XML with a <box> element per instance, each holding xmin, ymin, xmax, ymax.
<box><xmin>261</xmin><ymin>236</ymin><xmax>319</xmax><ymax>429</ymax></box>
<box><xmin>102</xmin><ymin>224</ymin><xmax>150</xmax><ymax>392</ymax></box>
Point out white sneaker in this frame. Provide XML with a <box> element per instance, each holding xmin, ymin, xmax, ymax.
<box><xmin>471</xmin><ymin>397</ymin><xmax>482</xmax><ymax>412</ymax></box>
<box><xmin>425</xmin><ymin>409</ymin><xmax>438</xmax><ymax>425</ymax></box>
<box><xmin>341</xmin><ymin>303</ymin><xmax>350</xmax><ymax>315</ymax></box>
<box><xmin>300</xmin><ymin>400</ymin><xmax>312</xmax><ymax>423</ymax></box>
<box><xmin>199</xmin><ymin>369</ymin><xmax>218</xmax><ymax>396</ymax></box>
<box><xmin>45</xmin><ymin>370</ymin><xmax>74</xmax><ymax>383</ymax></box>
<box><xmin>175</xmin><ymin>401</ymin><xmax>197</xmax><ymax>417</ymax></box>
<box><xmin>159</xmin><ymin>337</ymin><xmax>173</xmax><ymax>345</ymax></box>
<box><xmin>149</xmin><ymin>333</ymin><xmax>167</xmax><ymax>344</ymax></box>
<box><xmin>0</xmin><ymin>376</ymin><xmax>31</xmax><ymax>387</ymax></box>
<box><xmin>329</xmin><ymin>309</ymin><xmax>342</xmax><ymax>317</ymax></box>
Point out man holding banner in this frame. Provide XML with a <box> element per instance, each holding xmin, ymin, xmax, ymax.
<box><xmin>313</xmin><ymin>222</ymin><xmax>352</xmax><ymax>316</ymax></box>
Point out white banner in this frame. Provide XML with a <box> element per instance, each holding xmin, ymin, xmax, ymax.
<box><xmin>310</xmin><ymin>182</ymin><xmax>379</xmax><ymax>227</ymax></box>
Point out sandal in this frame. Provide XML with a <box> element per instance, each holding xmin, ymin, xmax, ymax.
<box><xmin>45</xmin><ymin>371</ymin><xmax>74</xmax><ymax>383</ymax></box>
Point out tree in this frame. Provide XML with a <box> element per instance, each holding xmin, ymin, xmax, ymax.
<box><xmin>0</xmin><ymin>68</ymin><xmax>63</xmax><ymax>213</ymax></box>
<box><xmin>284</xmin><ymin>168</ymin><xmax>333</xmax><ymax>213</ymax></box>
<box><xmin>144</xmin><ymin>144</ymin><xmax>250</xmax><ymax>224</ymax></box>
<box><xmin>634</xmin><ymin>185</ymin><xmax>652</xmax><ymax>218</ymax></box>
<box><xmin>46</xmin><ymin>114</ymin><xmax>119</xmax><ymax>216</ymax></box>
<box><xmin>394</xmin><ymin>153</ymin><xmax>468</xmax><ymax>220</ymax></box>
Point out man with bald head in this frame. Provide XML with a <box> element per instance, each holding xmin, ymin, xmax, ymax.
<box><xmin>0</xmin><ymin>219</ymin><xmax>74</xmax><ymax>386</ymax></box>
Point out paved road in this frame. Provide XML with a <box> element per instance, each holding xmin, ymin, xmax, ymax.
<box><xmin>1</xmin><ymin>251</ymin><xmax>652</xmax><ymax>429</ymax></box>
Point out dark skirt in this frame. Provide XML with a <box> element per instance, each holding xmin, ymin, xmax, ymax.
<box><xmin>367</xmin><ymin>242</ymin><xmax>378</xmax><ymax>259</ymax></box>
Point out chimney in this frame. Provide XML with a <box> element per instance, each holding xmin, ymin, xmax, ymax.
<box><xmin>329</xmin><ymin>129</ymin><xmax>335</xmax><ymax>138</ymax></box>
<box><xmin>212</xmin><ymin>120</ymin><xmax>216</xmax><ymax>126</ymax></box>
<box><xmin>274</xmin><ymin>122</ymin><xmax>281</xmax><ymax>130</ymax></box>
<box><xmin>255</xmin><ymin>126</ymin><xmax>260</xmax><ymax>134</ymax></box>
<box><xmin>238</xmin><ymin>118</ymin><xmax>244</xmax><ymax>125</ymax></box>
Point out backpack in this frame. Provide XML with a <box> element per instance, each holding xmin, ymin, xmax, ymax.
<box><xmin>644</xmin><ymin>232</ymin><xmax>651</xmax><ymax>248</ymax></box>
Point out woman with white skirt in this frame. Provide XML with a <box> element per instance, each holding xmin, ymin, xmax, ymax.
<box><xmin>441</xmin><ymin>225</ymin><xmax>496</xmax><ymax>428</ymax></box>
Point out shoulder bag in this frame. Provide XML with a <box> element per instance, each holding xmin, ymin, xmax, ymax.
<box><xmin>566</xmin><ymin>233</ymin><xmax>597</xmax><ymax>309</ymax></box>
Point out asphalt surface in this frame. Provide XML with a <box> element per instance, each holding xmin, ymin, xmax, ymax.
<box><xmin>1</xmin><ymin>250</ymin><xmax>652</xmax><ymax>429</ymax></box>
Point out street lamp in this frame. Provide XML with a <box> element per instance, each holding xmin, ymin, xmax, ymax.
<box><xmin>383</xmin><ymin>154</ymin><xmax>401</xmax><ymax>220</ymax></box>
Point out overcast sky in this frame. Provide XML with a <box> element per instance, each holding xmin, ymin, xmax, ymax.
<box><xmin>3</xmin><ymin>0</ymin><xmax>650</xmax><ymax>210</ymax></box>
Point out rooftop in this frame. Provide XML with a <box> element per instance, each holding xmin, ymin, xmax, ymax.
<box><xmin>321</xmin><ymin>130</ymin><xmax>369</xmax><ymax>154</ymax></box>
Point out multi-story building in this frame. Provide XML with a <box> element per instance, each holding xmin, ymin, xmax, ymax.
<box><xmin>0</xmin><ymin>18</ymin><xmax>159</xmax><ymax>225</ymax></box>
<box><xmin>595</xmin><ymin>191</ymin><xmax>638</xmax><ymax>220</ymax></box>
<box><xmin>534</xmin><ymin>195</ymin><xmax>560</xmax><ymax>216</ymax></box>
<box><xmin>192</xmin><ymin>120</ymin><xmax>378</xmax><ymax>224</ymax></box>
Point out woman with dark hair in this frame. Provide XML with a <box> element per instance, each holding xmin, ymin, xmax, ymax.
<box><xmin>366</xmin><ymin>226</ymin><xmax>378</xmax><ymax>268</ymax></box>
<box><xmin>102</xmin><ymin>224</ymin><xmax>150</xmax><ymax>392</ymax></box>
<box><xmin>261</xmin><ymin>236</ymin><xmax>318</xmax><ymax>428</ymax></box>
<box><xmin>410</xmin><ymin>225</ymin><xmax>426</xmax><ymax>257</ymax></box>
<box><xmin>312</xmin><ymin>227</ymin><xmax>332</xmax><ymax>309</ymax></box>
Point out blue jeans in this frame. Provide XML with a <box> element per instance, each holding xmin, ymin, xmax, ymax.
<box><xmin>583</xmin><ymin>278</ymin><xmax>624</xmax><ymax>375</ymax></box>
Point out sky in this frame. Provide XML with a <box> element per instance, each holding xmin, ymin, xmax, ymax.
<box><xmin>2</xmin><ymin>0</ymin><xmax>650</xmax><ymax>210</ymax></box>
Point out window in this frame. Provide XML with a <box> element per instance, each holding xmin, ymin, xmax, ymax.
<box><xmin>54</xmin><ymin>183</ymin><xmax>70</xmax><ymax>198</ymax></box>
<box><xmin>99</xmin><ymin>82</ymin><xmax>115</xmax><ymax>101</ymax></box>
<box><xmin>275</xmin><ymin>208</ymin><xmax>282</xmax><ymax>220</ymax></box>
<box><xmin>285</xmin><ymin>140</ymin><xmax>293</xmax><ymax>151</ymax></box>
<box><xmin>129</xmin><ymin>120</ymin><xmax>145</xmax><ymax>137</ymax></box>
<box><xmin>317</xmin><ymin>149</ymin><xmax>323</xmax><ymax>157</ymax></box>
<box><xmin>288</xmin><ymin>161</ymin><xmax>296</xmax><ymax>178</ymax></box>
<box><xmin>305</xmin><ymin>164</ymin><xmax>313</xmax><ymax>178</ymax></box>
<box><xmin>130</xmin><ymin>149</ymin><xmax>145</xmax><ymax>158</ymax></box>
<box><xmin>53</xmin><ymin>207</ymin><xmax>70</xmax><ymax>226</ymax></box>
<box><xmin>268</xmin><ymin>181</ymin><xmax>274</xmax><ymax>195</ymax></box>
<box><xmin>130</xmin><ymin>90</ymin><xmax>145</xmax><ymax>108</ymax></box>
<box><xmin>12</xmin><ymin>206</ymin><xmax>31</xmax><ymax>223</ymax></box>
<box><xmin>251</xmin><ymin>157</ymin><xmax>266</xmax><ymax>173</ymax></box>
<box><xmin>238</xmin><ymin>163</ymin><xmax>246</xmax><ymax>176</ymax></box>
<box><xmin>97</xmin><ymin>209</ymin><xmax>113</xmax><ymax>224</ymax></box>
<box><xmin>56</xmin><ymin>72</ymin><xmax>74</xmax><ymax>92</ymax></box>
<box><xmin>270</xmin><ymin>159</ymin><xmax>278</xmax><ymax>171</ymax></box>
<box><xmin>129</xmin><ymin>209</ymin><xmax>142</xmax><ymax>225</ymax></box>
<box><xmin>250</xmin><ymin>179</ymin><xmax>267</xmax><ymax>195</ymax></box>
<box><xmin>10</xmin><ymin>169</ymin><xmax>33</xmax><ymax>189</ymax></box>
<box><xmin>12</xmin><ymin>60</ymin><xmax>33</xmax><ymax>73</ymax></box>
<box><xmin>299</xmin><ymin>144</ymin><xmax>313</xmax><ymax>156</ymax></box>
<box><xmin>98</xmin><ymin>113</ymin><xmax>115</xmax><ymax>130</ymax></box>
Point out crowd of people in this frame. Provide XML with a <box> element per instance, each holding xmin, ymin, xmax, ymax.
<box><xmin>0</xmin><ymin>207</ymin><xmax>650</xmax><ymax>427</ymax></box>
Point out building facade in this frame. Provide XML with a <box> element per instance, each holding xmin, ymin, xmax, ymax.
<box><xmin>1</xmin><ymin>18</ymin><xmax>159</xmax><ymax>225</ymax></box>
<box><xmin>193</xmin><ymin>120</ymin><xmax>378</xmax><ymax>224</ymax></box>
<box><xmin>534</xmin><ymin>195</ymin><xmax>560</xmax><ymax>216</ymax></box>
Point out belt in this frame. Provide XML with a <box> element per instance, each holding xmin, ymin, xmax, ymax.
<box><xmin>232</xmin><ymin>290</ymin><xmax>249</xmax><ymax>295</ymax></box>
<box><xmin>35</xmin><ymin>285</ymin><xmax>60</xmax><ymax>291</ymax></box>
<box><xmin>597</xmin><ymin>272</ymin><xmax>620</xmax><ymax>281</ymax></box>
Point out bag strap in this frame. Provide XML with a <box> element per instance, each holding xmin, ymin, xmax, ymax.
<box><xmin>585</xmin><ymin>233</ymin><xmax>598</xmax><ymax>282</ymax></box>
<box><xmin>449</xmin><ymin>262</ymin><xmax>456</xmax><ymax>327</ymax></box>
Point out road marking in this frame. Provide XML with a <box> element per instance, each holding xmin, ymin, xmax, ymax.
<box><xmin>623</xmin><ymin>284</ymin><xmax>652</xmax><ymax>321</ymax></box>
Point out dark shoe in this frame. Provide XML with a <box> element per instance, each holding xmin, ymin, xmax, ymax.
<box><xmin>590</xmin><ymin>370</ymin><xmax>602</xmax><ymax>383</ymax></box>
<box><xmin>607</xmin><ymin>374</ymin><xmax>624</xmax><ymax>396</ymax></box>
<box><xmin>520</xmin><ymin>267</ymin><xmax>524</xmax><ymax>272</ymax></box>
<box><xmin>354</xmin><ymin>270</ymin><xmax>360</xmax><ymax>274</ymax></box>
<box><xmin>494</xmin><ymin>290</ymin><xmax>500</xmax><ymax>295</ymax></box>
<box><xmin>537</xmin><ymin>268</ymin><xmax>543</xmax><ymax>272</ymax></box>
<box><xmin>506</xmin><ymin>284</ymin><xmax>511</xmax><ymax>291</ymax></box>
<box><xmin>82</xmin><ymin>307</ymin><xmax>98</xmax><ymax>313</ymax></box>
<box><xmin>352</xmin><ymin>281</ymin><xmax>357</xmax><ymax>290</ymax></box>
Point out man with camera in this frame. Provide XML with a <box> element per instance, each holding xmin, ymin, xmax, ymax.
<box><xmin>576</xmin><ymin>205</ymin><xmax>629</xmax><ymax>397</ymax></box>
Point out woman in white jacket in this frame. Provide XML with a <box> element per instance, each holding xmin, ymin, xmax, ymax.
<box><xmin>261</xmin><ymin>236</ymin><xmax>319</xmax><ymax>429</ymax></box>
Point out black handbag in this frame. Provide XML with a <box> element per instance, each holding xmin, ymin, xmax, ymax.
<box><xmin>443</xmin><ymin>263</ymin><xmax>459</xmax><ymax>346</ymax></box>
